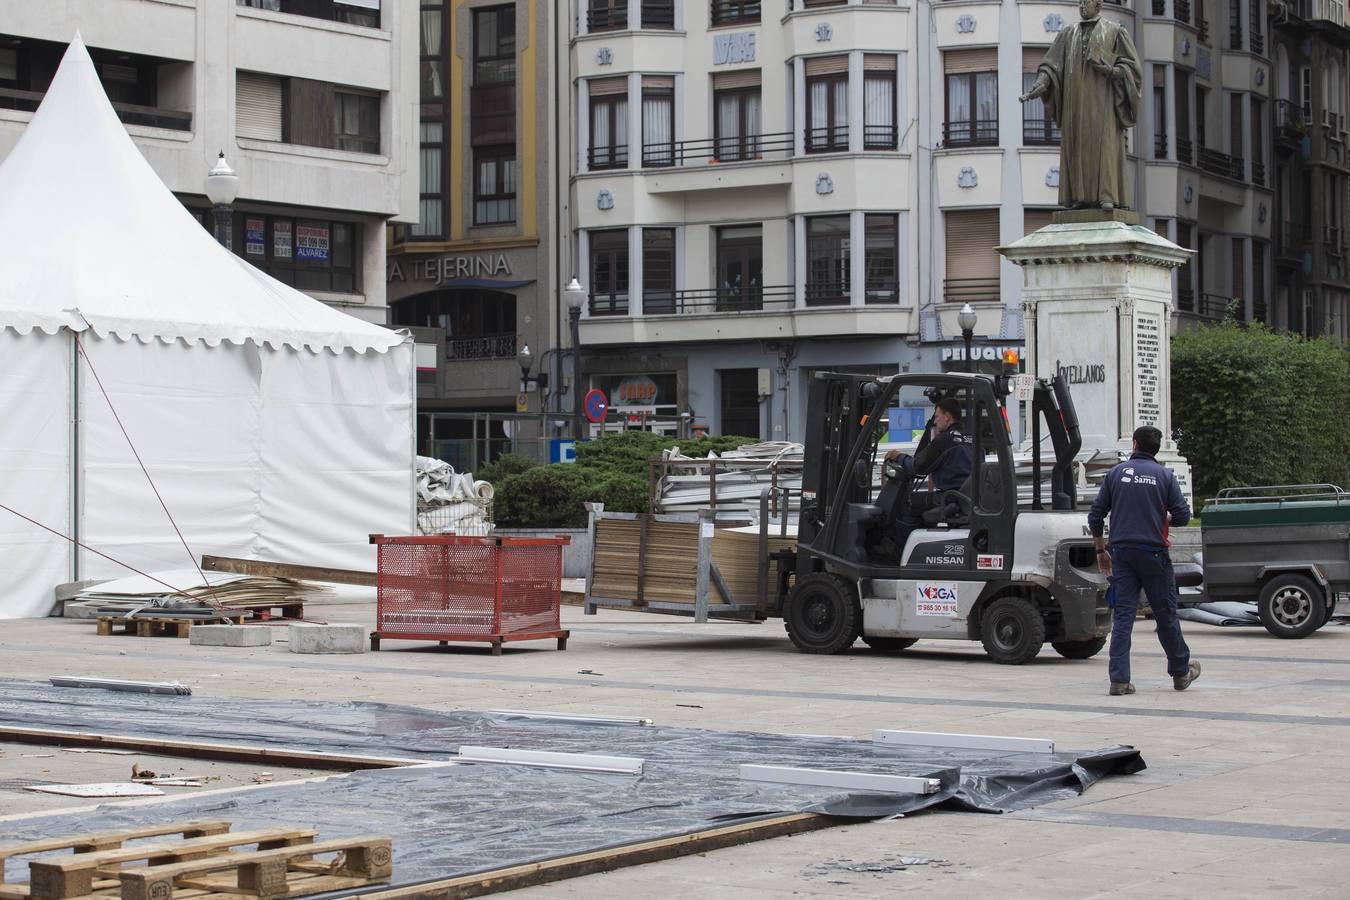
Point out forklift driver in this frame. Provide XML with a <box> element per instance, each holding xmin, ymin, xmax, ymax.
<box><xmin>884</xmin><ymin>397</ymin><xmax>973</xmax><ymax>558</ymax></box>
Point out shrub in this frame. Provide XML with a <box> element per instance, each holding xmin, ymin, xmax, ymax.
<box><xmin>476</xmin><ymin>452</ymin><xmax>539</xmax><ymax>485</ymax></box>
<box><xmin>1172</xmin><ymin>323</ymin><xmax>1350</xmax><ymax>499</ymax></box>
<box><xmin>493</xmin><ymin>466</ymin><xmax>590</xmax><ymax>528</ymax></box>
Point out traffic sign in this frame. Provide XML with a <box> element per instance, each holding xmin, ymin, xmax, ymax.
<box><xmin>584</xmin><ymin>388</ymin><xmax>609</xmax><ymax>423</ymax></box>
<box><xmin>550</xmin><ymin>439</ymin><xmax>578</xmax><ymax>464</ymax></box>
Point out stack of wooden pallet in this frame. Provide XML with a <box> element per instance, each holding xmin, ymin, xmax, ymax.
<box><xmin>0</xmin><ymin>820</ymin><xmax>391</xmax><ymax>900</ymax></box>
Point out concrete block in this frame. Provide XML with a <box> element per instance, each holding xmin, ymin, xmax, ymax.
<box><xmin>288</xmin><ymin>622</ymin><xmax>367</xmax><ymax>654</ymax></box>
<box><xmin>190</xmin><ymin>624</ymin><xmax>273</xmax><ymax>647</ymax></box>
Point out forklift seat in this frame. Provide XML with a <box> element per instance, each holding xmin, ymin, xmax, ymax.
<box><xmin>921</xmin><ymin>474</ymin><xmax>973</xmax><ymax>527</ymax></box>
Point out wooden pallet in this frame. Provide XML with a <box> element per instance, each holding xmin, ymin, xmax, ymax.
<box><xmin>0</xmin><ymin>822</ymin><xmax>390</xmax><ymax>900</ymax></box>
<box><xmin>95</xmin><ymin>615</ymin><xmax>247</xmax><ymax>638</ymax></box>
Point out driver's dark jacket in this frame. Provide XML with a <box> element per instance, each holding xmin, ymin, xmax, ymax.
<box><xmin>901</xmin><ymin>426</ymin><xmax>972</xmax><ymax>492</ymax></box>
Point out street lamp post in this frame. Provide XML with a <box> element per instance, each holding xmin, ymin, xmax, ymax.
<box><xmin>957</xmin><ymin>303</ymin><xmax>978</xmax><ymax>374</ymax></box>
<box><xmin>204</xmin><ymin>151</ymin><xmax>239</xmax><ymax>249</ymax></box>
<box><xmin>564</xmin><ymin>278</ymin><xmax>588</xmax><ymax>441</ymax></box>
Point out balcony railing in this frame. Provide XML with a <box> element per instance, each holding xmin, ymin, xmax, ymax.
<box><xmin>1251</xmin><ymin>31</ymin><xmax>1265</xmax><ymax>54</ymax></box>
<box><xmin>642</xmin><ymin>1</ymin><xmax>675</xmax><ymax>28</ymax></box>
<box><xmin>1152</xmin><ymin>0</ymin><xmax>1165</xmax><ymax>13</ymax></box>
<box><xmin>1177</xmin><ymin>136</ymin><xmax>1194</xmax><ymax>164</ymax></box>
<box><xmin>1252</xmin><ymin>300</ymin><xmax>1268</xmax><ymax>322</ymax></box>
<box><xmin>0</xmin><ymin>87</ymin><xmax>192</xmax><ymax>131</ymax></box>
<box><xmin>1252</xmin><ymin>161</ymin><xmax>1266</xmax><ymax>185</ymax></box>
<box><xmin>805</xmin><ymin>125</ymin><xmax>850</xmax><ymax>153</ymax></box>
<box><xmin>710</xmin><ymin>0</ymin><xmax>760</xmax><ymax>25</ymax></box>
<box><xmin>864</xmin><ymin>124</ymin><xmax>899</xmax><ymax>150</ymax></box>
<box><xmin>1154</xmin><ymin>132</ymin><xmax>1169</xmax><ymax>159</ymax></box>
<box><xmin>641</xmin><ymin>131</ymin><xmax>794</xmax><ymax>167</ymax></box>
<box><xmin>1278</xmin><ymin>220</ymin><xmax>1312</xmax><ymax>259</ymax></box>
<box><xmin>1196</xmin><ymin>292</ymin><xmax>1236</xmax><ymax>318</ymax></box>
<box><xmin>943</xmin><ymin>119</ymin><xmax>999</xmax><ymax>147</ymax></box>
<box><xmin>865</xmin><ymin>279</ymin><xmax>901</xmax><ymax>304</ymax></box>
<box><xmin>1024</xmin><ymin>118</ymin><xmax>1061</xmax><ymax>145</ymax></box>
<box><xmin>1276</xmin><ymin>100</ymin><xmax>1309</xmax><ymax>141</ymax></box>
<box><xmin>1325</xmin><ymin>225</ymin><xmax>1343</xmax><ymax>255</ymax></box>
<box><xmin>805</xmin><ymin>280</ymin><xmax>851</xmax><ymax>307</ymax></box>
<box><xmin>1198</xmin><ymin>15</ymin><xmax>1210</xmax><ymax>40</ymax></box>
<box><xmin>643</xmin><ymin>285</ymin><xmax>795</xmax><ymax>314</ymax></box>
<box><xmin>1174</xmin><ymin>0</ymin><xmax>1192</xmax><ymax>21</ymax></box>
<box><xmin>590</xmin><ymin>293</ymin><xmax>630</xmax><ymax>316</ymax></box>
<box><xmin>587</xmin><ymin>4</ymin><xmax>628</xmax><ymax>31</ymax></box>
<box><xmin>1229</xmin><ymin>23</ymin><xmax>1243</xmax><ymax>50</ymax></box>
<box><xmin>447</xmin><ymin>334</ymin><xmax>517</xmax><ymax>361</ymax></box>
<box><xmin>943</xmin><ymin>277</ymin><xmax>1000</xmax><ymax>304</ymax></box>
<box><xmin>1294</xmin><ymin>0</ymin><xmax>1348</xmax><ymax>25</ymax></box>
<box><xmin>588</xmin><ymin>144</ymin><xmax>630</xmax><ymax>170</ymax></box>
<box><xmin>1198</xmin><ymin>147</ymin><xmax>1244</xmax><ymax>180</ymax></box>
<box><xmin>1177</xmin><ymin>285</ymin><xmax>1195</xmax><ymax>311</ymax></box>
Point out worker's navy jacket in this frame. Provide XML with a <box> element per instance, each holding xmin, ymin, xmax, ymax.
<box><xmin>1088</xmin><ymin>452</ymin><xmax>1191</xmax><ymax>549</ymax></box>
<box><xmin>903</xmin><ymin>426</ymin><xmax>972</xmax><ymax>492</ymax></box>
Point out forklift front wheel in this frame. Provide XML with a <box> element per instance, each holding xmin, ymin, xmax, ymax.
<box><xmin>784</xmin><ymin>573</ymin><xmax>862</xmax><ymax>654</ymax></box>
<box><xmin>1257</xmin><ymin>574</ymin><xmax>1325</xmax><ymax>639</ymax></box>
<box><xmin>980</xmin><ymin>596</ymin><xmax>1046</xmax><ymax>665</ymax></box>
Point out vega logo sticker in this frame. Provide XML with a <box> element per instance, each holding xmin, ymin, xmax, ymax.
<box><xmin>916</xmin><ymin>583</ymin><xmax>959</xmax><ymax>616</ymax></box>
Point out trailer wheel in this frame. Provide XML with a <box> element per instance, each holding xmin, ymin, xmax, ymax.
<box><xmin>1051</xmin><ymin>637</ymin><xmax>1106</xmax><ymax>660</ymax></box>
<box><xmin>862</xmin><ymin>636</ymin><xmax>918</xmax><ymax>653</ymax></box>
<box><xmin>980</xmin><ymin>597</ymin><xmax>1045</xmax><ymax>664</ymax></box>
<box><xmin>1258</xmin><ymin>574</ymin><xmax>1325</xmax><ymax>639</ymax></box>
<box><xmin>784</xmin><ymin>573</ymin><xmax>862</xmax><ymax>654</ymax></box>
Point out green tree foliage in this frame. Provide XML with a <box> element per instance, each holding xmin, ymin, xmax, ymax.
<box><xmin>1171</xmin><ymin>323</ymin><xmax>1350</xmax><ymax>499</ymax></box>
<box><xmin>491</xmin><ymin>432</ymin><xmax>760</xmax><ymax>527</ymax></box>
<box><xmin>475</xmin><ymin>452</ymin><xmax>538</xmax><ymax>486</ymax></box>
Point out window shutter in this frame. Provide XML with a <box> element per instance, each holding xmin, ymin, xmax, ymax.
<box><xmin>642</xmin><ymin>75</ymin><xmax>675</xmax><ymax>90</ymax></box>
<box><xmin>944</xmin><ymin>209</ymin><xmax>1001</xmax><ymax>282</ymax></box>
<box><xmin>1023</xmin><ymin>208</ymin><xmax>1054</xmax><ymax>236</ymax></box>
<box><xmin>590</xmin><ymin>76</ymin><xmax>628</xmax><ymax>96</ymax></box>
<box><xmin>236</xmin><ymin>72</ymin><xmax>283</xmax><ymax>141</ymax></box>
<box><xmin>805</xmin><ymin>55</ymin><xmax>849</xmax><ymax>76</ymax></box>
<box><xmin>1023</xmin><ymin>47</ymin><xmax>1049</xmax><ymax>72</ymax></box>
<box><xmin>713</xmin><ymin>69</ymin><xmax>761</xmax><ymax>90</ymax></box>
<box><xmin>864</xmin><ymin>54</ymin><xmax>897</xmax><ymax>72</ymax></box>
<box><xmin>945</xmin><ymin>48</ymin><xmax>998</xmax><ymax>74</ymax></box>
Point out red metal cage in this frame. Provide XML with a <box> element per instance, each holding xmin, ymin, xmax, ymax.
<box><xmin>368</xmin><ymin>534</ymin><xmax>570</xmax><ymax>654</ymax></box>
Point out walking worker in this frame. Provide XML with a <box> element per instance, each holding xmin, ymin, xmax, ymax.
<box><xmin>1087</xmin><ymin>425</ymin><xmax>1201</xmax><ymax>696</ymax></box>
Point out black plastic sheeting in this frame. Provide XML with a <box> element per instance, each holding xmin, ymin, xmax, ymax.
<box><xmin>0</xmin><ymin>678</ymin><xmax>1144</xmax><ymax>889</ymax></box>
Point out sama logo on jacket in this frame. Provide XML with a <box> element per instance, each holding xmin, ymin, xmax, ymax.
<box><xmin>1087</xmin><ymin>452</ymin><xmax>1191</xmax><ymax>549</ymax></box>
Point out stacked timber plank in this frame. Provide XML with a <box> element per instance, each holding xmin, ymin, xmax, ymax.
<box><xmin>591</xmin><ymin>516</ymin><xmax>707</xmax><ymax>606</ymax></box>
<box><xmin>0</xmin><ymin>820</ymin><xmax>391</xmax><ymax>900</ymax></box>
<box><xmin>711</xmin><ymin>527</ymin><xmax>796</xmax><ymax>607</ymax></box>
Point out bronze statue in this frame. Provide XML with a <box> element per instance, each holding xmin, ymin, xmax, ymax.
<box><xmin>1020</xmin><ymin>0</ymin><xmax>1142</xmax><ymax>211</ymax></box>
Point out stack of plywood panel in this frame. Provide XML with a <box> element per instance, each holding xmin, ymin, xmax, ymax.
<box><xmin>590</xmin><ymin>516</ymin><xmax>704</xmax><ymax>606</ymax></box>
<box><xmin>710</xmin><ymin>527</ymin><xmax>796</xmax><ymax>609</ymax></box>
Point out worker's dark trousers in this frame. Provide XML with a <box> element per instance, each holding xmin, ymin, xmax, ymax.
<box><xmin>1108</xmin><ymin>545</ymin><xmax>1191</xmax><ymax>685</ymax></box>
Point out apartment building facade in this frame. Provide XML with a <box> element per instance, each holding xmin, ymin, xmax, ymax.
<box><xmin>385</xmin><ymin>1</ymin><xmax>561</xmax><ymax>467</ymax></box>
<box><xmin>0</xmin><ymin>0</ymin><xmax>417</xmax><ymax>325</ymax></box>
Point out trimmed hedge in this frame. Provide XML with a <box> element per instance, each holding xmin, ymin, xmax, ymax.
<box><xmin>1171</xmin><ymin>323</ymin><xmax>1350</xmax><ymax>500</ymax></box>
<box><xmin>491</xmin><ymin>432</ymin><xmax>758</xmax><ymax>528</ymax></box>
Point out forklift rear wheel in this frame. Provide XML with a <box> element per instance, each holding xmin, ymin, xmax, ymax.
<box><xmin>862</xmin><ymin>636</ymin><xmax>919</xmax><ymax>653</ymax></box>
<box><xmin>784</xmin><ymin>573</ymin><xmax>862</xmax><ymax>654</ymax></box>
<box><xmin>1051</xmin><ymin>636</ymin><xmax>1107</xmax><ymax>660</ymax></box>
<box><xmin>1258</xmin><ymin>574</ymin><xmax>1325</xmax><ymax>639</ymax></box>
<box><xmin>980</xmin><ymin>597</ymin><xmax>1046</xmax><ymax>665</ymax></box>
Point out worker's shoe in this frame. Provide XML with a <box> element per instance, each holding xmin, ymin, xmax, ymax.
<box><xmin>1173</xmin><ymin>662</ymin><xmax>1202</xmax><ymax>691</ymax></box>
<box><xmin>1108</xmin><ymin>682</ymin><xmax>1135</xmax><ymax>696</ymax></box>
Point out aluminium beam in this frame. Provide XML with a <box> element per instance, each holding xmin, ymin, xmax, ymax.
<box><xmin>872</xmin><ymin>729</ymin><xmax>1055</xmax><ymax>754</ymax></box>
<box><xmin>739</xmin><ymin>764</ymin><xmax>941</xmax><ymax>795</ymax></box>
<box><xmin>457</xmin><ymin>746</ymin><xmax>644</xmax><ymax>775</ymax></box>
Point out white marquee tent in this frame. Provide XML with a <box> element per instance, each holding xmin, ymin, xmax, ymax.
<box><xmin>0</xmin><ymin>37</ymin><xmax>414</xmax><ymax>619</ymax></box>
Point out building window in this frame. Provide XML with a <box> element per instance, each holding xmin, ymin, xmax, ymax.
<box><xmin>236</xmin><ymin>73</ymin><xmax>381</xmax><ymax>154</ymax></box>
<box><xmin>236</xmin><ymin>0</ymin><xmax>380</xmax><ymax>29</ymax></box>
<box><xmin>1252</xmin><ymin>240</ymin><xmax>1268</xmax><ymax>321</ymax></box>
<box><xmin>945</xmin><ymin>49</ymin><xmax>997</xmax><ymax>146</ymax></box>
<box><xmin>1176</xmin><ymin>70</ymin><xmax>1193</xmax><ymax>163</ymax></box>
<box><xmin>411</xmin><ymin>122</ymin><xmax>445</xmax><ymax>238</ymax></box>
<box><xmin>943</xmin><ymin>209</ymin><xmax>999</xmax><ymax>303</ymax></box>
<box><xmin>334</xmin><ymin>90</ymin><xmax>380</xmax><ymax>153</ymax></box>
<box><xmin>643</xmin><ymin>1</ymin><xmax>676</xmax><ymax>28</ymax></box>
<box><xmin>420</xmin><ymin>3</ymin><xmax>445</xmax><ymax>99</ymax></box>
<box><xmin>391</xmin><ymin>291</ymin><xmax>517</xmax><ymax>360</ymax></box>
<box><xmin>716</xmin><ymin>225</ymin><xmax>763</xmax><ymax>311</ymax></box>
<box><xmin>225</xmin><ymin>213</ymin><xmax>361</xmax><ymax>294</ymax></box>
<box><xmin>1023</xmin><ymin>50</ymin><xmax>1060</xmax><ymax>146</ymax></box>
<box><xmin>711</xmin><ymin>0</ymin><xmax>761</xmax><ymax>26</ymax></box>
<box><xmin>714</xmin><ymin>79</ymin><xmax>762</xmax><ymax>161</ymax></box>
<box><xmin>473</xmin><ymin>5</ymin><xmax>516</xmax><ymax>85</ymax></box>
<box><xmin>588</xmin><ymin>0</ymin><xmax>627</xmax><ymax>31</ymax></box>
<box><xmin>643</xmin><ymin>228</ymin><xmax>677</xmax><ymax>314</ymax></box>
<box><xmin>806</xmin><ymin>58</ymin><xmax>848</xmax><ymax>152</ymax></box>
<box><xmin>1152</xmin><ymin>65</ymin><xmax>1167</xmax><ymax>157</ymax></box>
<box><xmin>589</xmin><ymin>79</ymin><xmax>629</xmax><ymax>169</ymax></box>
<box><xmin>590</xmin><ymin>230</ymin><xmax>630</xmax><ymax>315</ymax></box>
<box><xmin>474</xmin><ymin>146</ymin><xmax>517</xmax><ymax>225</ymax></box>
<box><xmin>863</xmin><ymin>56</ymin><xmax>897</xmax><ymax>150</ymax></box>
<box><xmin>719</xmin><ymin>370</ymin><xmax>762</xmax><ymax>439</ymax></box>
<box><xmin>642</xmin><ymin>76</ymin><xmax>675</xmax><ymax>167</ymax></box>
<box><xmin>864</xmin><ymin>215</ymin><xmax>899</xmax><ymax>304</ymax></box>
<box><xmin>1176</xmin><ymin>223</ymin><xmax>1195</xmax><ymax>312</ymax></box>
<box><xmin>806</xmin><ymin>215</ymin><xmax>850</xmax><ymax>306</ymax></box>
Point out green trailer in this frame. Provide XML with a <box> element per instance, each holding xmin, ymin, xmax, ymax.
<box><xmin>1200</xmin><ymin>485</ymin><xmax>1350</xmax><ymax>638</ymax></box>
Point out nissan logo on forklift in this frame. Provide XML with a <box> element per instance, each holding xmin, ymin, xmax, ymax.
<box><xmin>774</xmin><ymin>354</ymin><xmax>1109</xmax><ymax>664</ymax></box>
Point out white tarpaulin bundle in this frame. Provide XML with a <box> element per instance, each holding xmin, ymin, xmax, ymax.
<box><xmin>0</xmin><ymin>37</ymin><xmax>414</xmax><ymax>619</ymax></box>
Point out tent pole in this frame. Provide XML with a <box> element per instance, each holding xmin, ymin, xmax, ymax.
<box><xmin>70</xmin><ymin>329</ymin><xmax>80</xmax><ymax>582</ymax></box>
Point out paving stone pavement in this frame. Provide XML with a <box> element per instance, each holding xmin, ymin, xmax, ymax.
<box><xmin>1</xmin><ymin>604</ymin><xmax>1348</xmax><ymax>897</ymax></box>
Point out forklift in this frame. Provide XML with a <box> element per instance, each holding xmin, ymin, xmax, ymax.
<box><xmin>778</xmin><ymin>358</ymin><xmax>1110</xmax><ymax>664</ymax></box>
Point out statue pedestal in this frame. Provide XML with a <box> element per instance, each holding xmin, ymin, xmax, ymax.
<box><xmin>999</xmin><ymin>219</ymin><xmax>1195</xmax><ymax>503</ymax></box>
